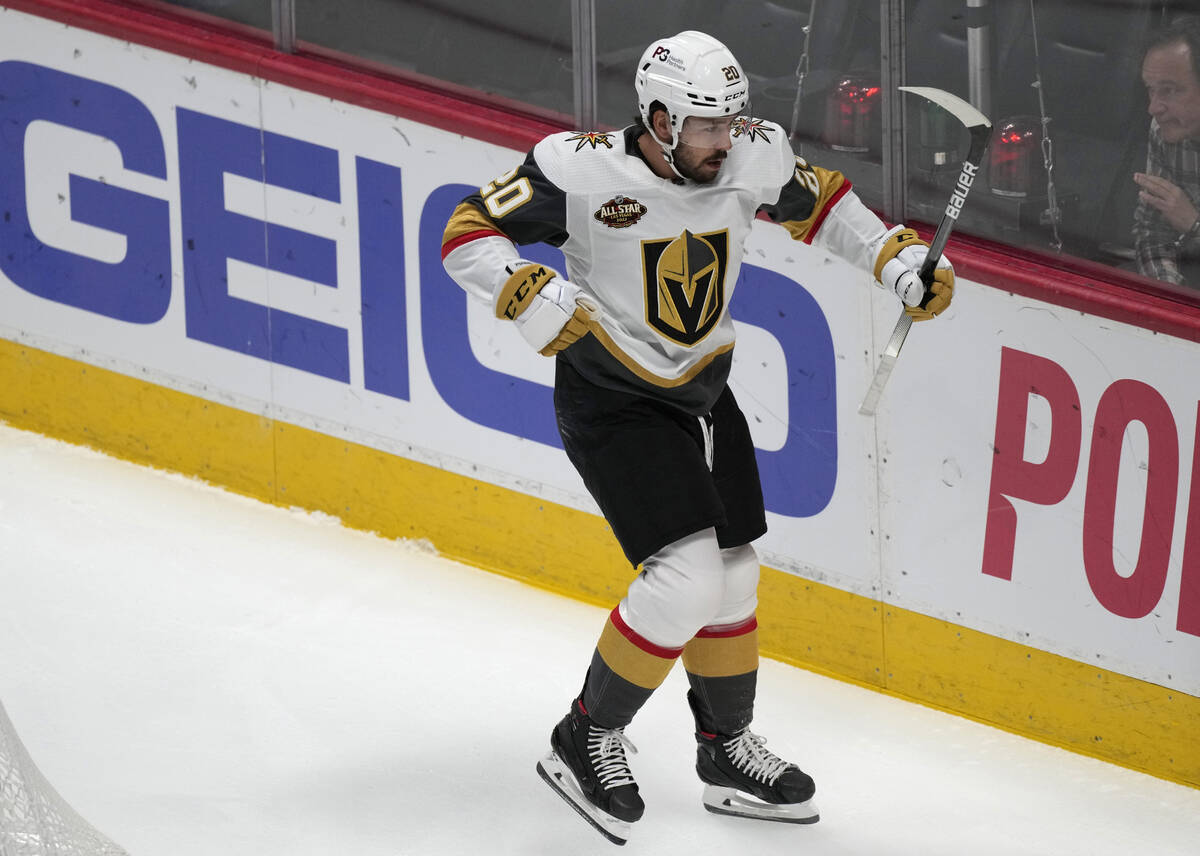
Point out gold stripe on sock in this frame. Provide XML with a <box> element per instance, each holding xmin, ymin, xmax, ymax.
<box><xmin>682</xmin><ymin>626</ymin><xmax>759</xmax><ymax>678</ymax></box>
<box><xmin>596</xmin><ymin>613</ymin><xmax>680</xmax><ymax>690</ymax></box>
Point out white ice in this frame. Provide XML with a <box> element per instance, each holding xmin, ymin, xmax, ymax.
<box><xmin>0</xmin><ymin>422</ymin><xmax>1197</xmax><ymax>856</ymax></box>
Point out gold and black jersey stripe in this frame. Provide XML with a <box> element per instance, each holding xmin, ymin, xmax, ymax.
<box><xmin>442</xmin><ymin>149</ymin><xmax>570</xmax><ymax>255</ymax></box>
<box><xmin>761</xmin><ymin>159</ymin><xmax>850</xmax><ymax>244</ymax></box>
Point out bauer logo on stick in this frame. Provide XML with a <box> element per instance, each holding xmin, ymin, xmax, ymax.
<box><xmin>859</xmin><ymin>86</ymin><xmax>991</xmax><ymax>417</ymax></box>
<box><xmin>945</xmin><ymin>161</ymin><xmax>979</xmax><ymax>221</ymax></box>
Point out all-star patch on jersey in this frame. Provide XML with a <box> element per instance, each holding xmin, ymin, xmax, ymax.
<box><xmin>442</xmin><ymin>121</ymin><xmax>855</xmax><ymax>414</ymax></box>
<box><xmin>594</xmin><ymin>196</ymin><xmax>648</xmax><ymax>229</ymax></box>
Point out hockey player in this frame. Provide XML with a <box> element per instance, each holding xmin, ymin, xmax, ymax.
<box><xmin>441</xmin><ymin>31</ymin><xmax>954</xmax><ymax>845</ymax></box>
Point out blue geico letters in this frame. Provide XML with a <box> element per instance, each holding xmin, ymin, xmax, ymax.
<box><xmin>0</xmin><ymin>61</ymin><xmax>837</xmax><ymax>519</ymax></box>
<box><xmin>0</xmin><ymin>61</ymin><xmax>170</xmax><ymax>323</ymax></box>
<box><xmin>178</xmin><ymin>108</ymin><xmax>347</xmax><ymax>382</ymax></box>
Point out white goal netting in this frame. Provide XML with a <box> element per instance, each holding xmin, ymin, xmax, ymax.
<box><xmin>0</xmin><ymin>700</ymin><xmax>129</xmax><ymax>856</ymax></box>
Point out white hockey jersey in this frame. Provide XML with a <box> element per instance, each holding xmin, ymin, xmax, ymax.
<box><xmin>442</xmin><ymin>121</ymin><xmax>891</xmax><ymax>414</ymax></box>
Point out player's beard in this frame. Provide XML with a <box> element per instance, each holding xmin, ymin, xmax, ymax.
<box><xmin>672</xmin><ymin>144</ymin><xmax>727</xmax><ymax>183</ymax></box>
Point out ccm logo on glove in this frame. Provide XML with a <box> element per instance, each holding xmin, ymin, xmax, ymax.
<box><xmin>496</xmin><ymin>263</ymin><xmax>556</xmax><ymax>320</ymax></box>
<box><xmin>493</xmin><ymin>260</ymin><xmax>594</xmax><ymax>356</ymax></box>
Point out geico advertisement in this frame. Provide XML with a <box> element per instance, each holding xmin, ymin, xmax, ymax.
<box><xmin>1</xmin><ymin>10</ymin><xmax>1197</xmax><ymax>697</ymax></box>
<box><xmin>0</xmin><ymin>11</ymin><xmax>877</xmax><ymax>591</ymax></box>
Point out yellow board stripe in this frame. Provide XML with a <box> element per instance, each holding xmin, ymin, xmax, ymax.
<box><xmin>0</xmin><ymin>341</ymin><xmax>276</xmax><ymax>498</ymax></box>
<box><xmin>1</xmin><ymin>336</ymin><xmax>1196</xmax><ymax>790</ymax></box>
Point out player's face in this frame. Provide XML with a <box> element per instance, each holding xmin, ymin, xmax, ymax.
<box><xmin>1143</xmin><ymin>41</ymin><xmax>1200</xmax><ymax>143</ymax></box>
<box><xmin>673</xmin><ymin>116</ymin><xmax>735</xmax><ymax>183</ymax></box>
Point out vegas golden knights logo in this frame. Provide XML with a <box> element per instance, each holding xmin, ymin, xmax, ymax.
<box><xmin>641</xmin><ymin>229</ymin><xmax>728</xmax><ymax>345</ymax></box>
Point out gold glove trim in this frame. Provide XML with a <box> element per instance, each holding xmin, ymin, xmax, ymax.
<box><xmin>873</xmin><ymin>227</ymin><xmax>926</xmax><ymax>283</ymax></box>
<box><xmin>904</xmin><ymin>268</ymin><xmax>955</xmax><ymax>321</ymax></box>
<box><xmin>495</xmin><ymin>263</ymin><xmax>556</xmax><ymax>320</ymax></box>
<box><xmin>538</xmin><ymin>298</ymin><xmax>597</xmax><ymax>356</ymax></box>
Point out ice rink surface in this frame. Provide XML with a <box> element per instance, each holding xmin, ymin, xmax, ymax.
<box><xmin>1</xmin><ymin>422</ymin><xmax>1198</xmax><ymax>855</ymax></box>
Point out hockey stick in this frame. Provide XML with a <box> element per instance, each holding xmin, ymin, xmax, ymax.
<box><xmin>858</xmin><ymin>86</ymin><xmax>992</xmax><ymax>416</ymax></box>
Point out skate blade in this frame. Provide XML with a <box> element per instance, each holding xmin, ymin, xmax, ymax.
<box><xmin>537</xmin><ymin>751</ymin><xmax>631</xmax><ymax>846</ymax></box>
<box><xmin>702</xmin><ymin>784</ymin><xmax>820</xmax><ymax>825</ymax></box>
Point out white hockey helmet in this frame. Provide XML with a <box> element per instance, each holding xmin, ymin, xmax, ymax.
<box><xmin>635</xmin><ymin>31</ymin><xmax>749</xmax><ymax>148</ymax></box>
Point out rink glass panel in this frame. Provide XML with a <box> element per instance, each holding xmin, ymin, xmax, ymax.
<box><xmin>93</xmin><ymin>0</ymin><xmax>1200</xmax><ymax>304</ymax></box>
<box><xmin>901</xmin><ymin>0</ymin><xmax>1180</xmax><ymax>293</ymax></box>
<box><xmin>293</xmin><ymin>0</ymin><xmax>575</xmax><ymax>122</ymax></box>
<box><xmin>126</xmin><ymin>0</ymin><xmax>273</xmax><ymax>32</ymax></box>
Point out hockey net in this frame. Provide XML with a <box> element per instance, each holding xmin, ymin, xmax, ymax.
<box><xmin>0</xmin><ymin>699</ymin><xmax>129</xmax><ymax>856</ymax></box>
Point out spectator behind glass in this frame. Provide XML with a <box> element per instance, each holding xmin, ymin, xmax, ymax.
<box><xmin>1134</xmin><ymin>16</ymin><xmax>1200</xmax><ymax>288</ymax></box>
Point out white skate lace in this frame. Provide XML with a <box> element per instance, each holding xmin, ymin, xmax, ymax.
<box><xmin>587</xmin><ymin>726</ymin><xmax>638</xmax><ymax>790</ymax></box>
<box><xmin>724</xmin><ymin>730</ymin><xmax>790</xmax><ymax>785</ymax></box>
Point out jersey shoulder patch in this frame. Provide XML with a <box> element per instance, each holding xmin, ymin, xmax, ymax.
<box><xmin>561</xmin><ymin>130</ymin><xmax>621</xmax><ymax>152</ymax></box>
<box><xmin>731</xmin><ymin>116</ymin><xmax>777</xmax><ymax>144</ymax></box>
<box><xmin>724</xmin><ymin>117</ymin><xmax>794</xmax><ymax>198</ymax></box>
<box><xmin>535</xmin><ymin>130</ymin><xmax>628</xmax><ymax>190</ymax></box>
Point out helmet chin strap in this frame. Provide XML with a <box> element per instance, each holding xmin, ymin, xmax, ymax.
<box><xmin>652</xmin><ymin>122</ymin><xmax>690</xmax><ymax>181</ymax></box>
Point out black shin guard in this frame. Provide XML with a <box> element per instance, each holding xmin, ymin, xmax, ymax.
<box><xmin>686</xmin><ymin>672</ymin><xmax>756</xmax><ymax>736</ymax></box>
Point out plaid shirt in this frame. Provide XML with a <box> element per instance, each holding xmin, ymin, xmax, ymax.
<box><xmin>1133</xmin><ymin>119</ymin><xmax>1200</xmax><ymax>287</ymax></box>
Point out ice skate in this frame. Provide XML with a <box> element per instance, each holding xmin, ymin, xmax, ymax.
<box><xmin>694</xmin><ymin>725</ymin><xmax>819</xmax><ymax>824</ymax></box>
<box><xmin>536</xmin><ymin>698</ymin><xmax>644</xmax><ymax>845</ymax></box>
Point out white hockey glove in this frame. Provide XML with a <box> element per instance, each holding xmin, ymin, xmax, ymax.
<box><xmin>494</xmin><ymin>260</ymin><xmax>594</xmax><ymax>356</ymax></box>
<box><xmin>873</xmin><ymin>226</ymin><xmax>955</xmax><ymax>321</ymax></box>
